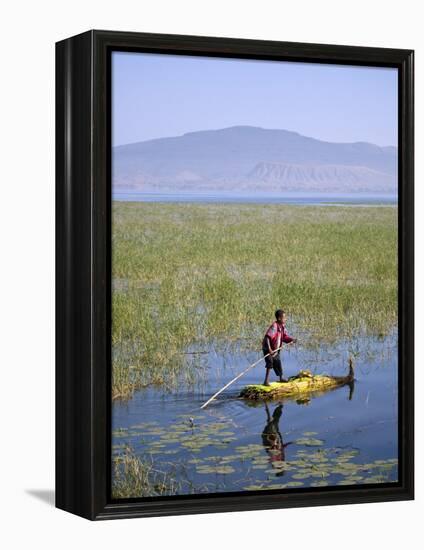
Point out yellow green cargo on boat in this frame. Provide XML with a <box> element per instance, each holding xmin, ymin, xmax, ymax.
<box><xmin>239</xmin><ymin>359</ymin><xmax>355</xmax><ymax>401</ymax></box>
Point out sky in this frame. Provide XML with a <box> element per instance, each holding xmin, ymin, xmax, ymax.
<box><xmin>112</xmin><ymin>51</ymin><xmax>398</xmax><ymax>148</ymax></box>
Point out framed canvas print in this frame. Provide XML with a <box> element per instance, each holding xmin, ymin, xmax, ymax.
<box><xmin>56</xmin><ymin>30</ymin><xmax>414</xmax><ymax>520</ymax></box>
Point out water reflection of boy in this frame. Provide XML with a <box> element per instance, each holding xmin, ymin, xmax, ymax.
<box><xmin>262</xmin><ymin>309</ymin><xmax>296</xmax><ymax>386</ymax></box>
<box><xmin>261</xmin><ymin>403</ymin><xmax>292</xmax><ymax>475</ymax></box>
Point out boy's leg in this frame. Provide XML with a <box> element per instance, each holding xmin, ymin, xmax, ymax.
<box><xmin>273</xmin><ymin>355</ymin><xmax>287</xmax><ymax>383</ymax></box>
<box><xmin>263</xmin><ymin>367</ymin><xmax>272</xmax><ymax>386</ymax></box>
<box><xmin>272</xmin><ymin>356</ymin><xmax>282</xmax><ymax>377</ymax></box>
<box><xmin>263</xmin><ymin>351</ymin><xmax>273</xmax><ymax>385</ymax></box>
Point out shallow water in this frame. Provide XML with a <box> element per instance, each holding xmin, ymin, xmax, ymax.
<box><xmin>112</xmin><ymin>334</ymin><xmax>398</xmax><ymax>497</ymax></box>
<box><xmin>113</xmin><ymin>191</ymin><xmax>397</xmax><ymax>205</ymax></box>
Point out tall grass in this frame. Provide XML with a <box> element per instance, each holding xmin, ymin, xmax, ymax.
<box><xmin>112</xmin><ymin>203</ymin><xmax>397</xmax><ymax>399</ymax></box>
<box><xmin>112</xmin><ymin>447</ymin><xmax>180</xmax><ymax>498</ymax></box>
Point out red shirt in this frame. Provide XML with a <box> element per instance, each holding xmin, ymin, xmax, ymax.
<box><xmin>262</xmin><ymin>321</ymin><xmax>293</xmax><ymax>351</ymax></box>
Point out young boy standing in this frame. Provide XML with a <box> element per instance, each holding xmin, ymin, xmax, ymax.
<box><xmin>262</xmin><ymin>309</ymin><xmax>296</xmax><ymax>386</ymax></box>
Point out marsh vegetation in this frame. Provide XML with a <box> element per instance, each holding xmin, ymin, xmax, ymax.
<box><xmin>112</xmin><ymin>202</ymin><xmax>397</xmax><ymax>399</ymax></box>
<box><xmin>111</xmin><ymin>201</ymin><xmax>398</xmax><ymax>497</ymax></box>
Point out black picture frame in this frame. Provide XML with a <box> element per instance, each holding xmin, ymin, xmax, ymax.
<box><xmin>55</xmin><ymin>29</ymin><xmax>414</xmax><ymax>521</ymax></box>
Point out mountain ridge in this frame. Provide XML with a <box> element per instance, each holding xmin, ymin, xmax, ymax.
<box><xmin>113</xmin><ymin>126</ymin><xmax>397</xmax><ymax>193</ymax></box>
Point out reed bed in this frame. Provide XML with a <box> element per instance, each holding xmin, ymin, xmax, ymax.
<box><xmin>112</xmin><ymin>203</ymin><xmax>397</xmax><ymax>399</ymax></box>
<box><xmin>112</xmin><ymin>447</ymin><xmax>180</xmax><ymax>498</ymax></box>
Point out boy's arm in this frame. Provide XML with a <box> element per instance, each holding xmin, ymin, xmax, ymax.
<box><xmin>282</xmin><ymin>325</ymin><xmax>296</xmax><ymax>344</ymax></box>
<box><xmin>265</xmin><ymin>335</ymin><xmax>275</xmax><ymax>355</ymax></box>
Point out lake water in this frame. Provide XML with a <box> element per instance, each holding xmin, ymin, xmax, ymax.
<box><xmin>112</xmin><ymin>335</ymin><xmax>398</xmax><ymax>497</ymax></box>
<box><xmin>113</xmin><ymin>191</ymin><xmax>397</xmax><ymax>205</ymax></box>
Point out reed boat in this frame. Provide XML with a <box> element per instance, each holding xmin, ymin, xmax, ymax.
<box><xmin>239</xmin><ymin>359</ymin><xmax>355</xmax><ymax>401</ymax></box>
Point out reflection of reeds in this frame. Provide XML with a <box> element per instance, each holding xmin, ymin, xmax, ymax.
<box><xmin>112</xmin><ymin>203</ymin><xmax>397</xmax><ymax>399</ymax></box>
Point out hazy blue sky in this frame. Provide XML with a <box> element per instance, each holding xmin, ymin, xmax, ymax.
<box><xmin>112</xmin><ymin>51</ymin><xmax>398</xmax><ymax>148</ymax></box>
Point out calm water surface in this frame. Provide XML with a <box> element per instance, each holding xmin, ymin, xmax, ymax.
<box><xmin>113</xmin><ymin>191</ymin><xmax>397</xmax><ymax>205</ymax></box>
<box><xmin>112</xmin><ymin>335</ymin><xmax>398</xmax><ymax>495</ymax></box>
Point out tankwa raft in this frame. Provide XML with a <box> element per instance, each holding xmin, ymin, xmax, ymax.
<box><xmin>239</xmin><ymin>359</ymin><xmax>355</xmax><ymax>401</ymax></box>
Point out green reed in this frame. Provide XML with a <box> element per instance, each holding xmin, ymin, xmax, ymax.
<box><xmin>112</xmin><ymin>446</ymin><xmax>180</xmax><ymax>498</ymax></box>
<box><xmin>112</xmin><ymin>203</ymin><xmax>397</xmax><ymax>399</ymax></box>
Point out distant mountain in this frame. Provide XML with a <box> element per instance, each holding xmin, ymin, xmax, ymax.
<box><xmin>246</xmin><ymin>162</ymin><xmax>396</xmax><ymax>193</ymax></box>
<box><xmin>113</xmin><ymin>126</ymin><xmax>397</xmax><ymax>194</ymax></box>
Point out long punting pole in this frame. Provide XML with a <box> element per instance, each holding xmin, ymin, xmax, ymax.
<box><xmin>200</xmin><ymin>342</ymin><xmax>293</xmax><ymax>409</ymax></box>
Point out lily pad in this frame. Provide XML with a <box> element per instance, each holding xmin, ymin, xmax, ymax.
<box><xmin>296</xmin><ymin>438</ymin><xmax>325</xmax><ymax>447</ymax></box>
<box><xmin>310</xmin><ymin>481</ymin><xmax>329</xmax><ymax>487</ymax></box>
<box><xmin>270</xmin><ymin>461</ymin><xmax>288</xmax><ymax>469</ymax></box>
<box><xmin>196</xmin><ymin>465</ymin><xmax>235</xmax><ymax>475</ymax></box>
<box><xmin>292</xmin><ymin>473</ymin><xmax>313</xmax><ymax>480</ymax></box>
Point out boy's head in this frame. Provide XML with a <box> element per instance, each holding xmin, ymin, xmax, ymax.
<box><xmin>275</xmin><ymin>309</ymin><xmax>286</xmax><ymax>324</ymax></box>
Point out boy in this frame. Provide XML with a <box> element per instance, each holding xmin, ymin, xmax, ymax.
<box><xmin>262</xmin><ymin>309</ymin><xmax>296</xmax><ymax>386</ymax></box>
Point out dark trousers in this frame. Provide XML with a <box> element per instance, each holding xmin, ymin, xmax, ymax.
<box><xmin>263</xmin><ymin>349</ymin><xmax>283</xmax><ymax>377</ymax></box>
